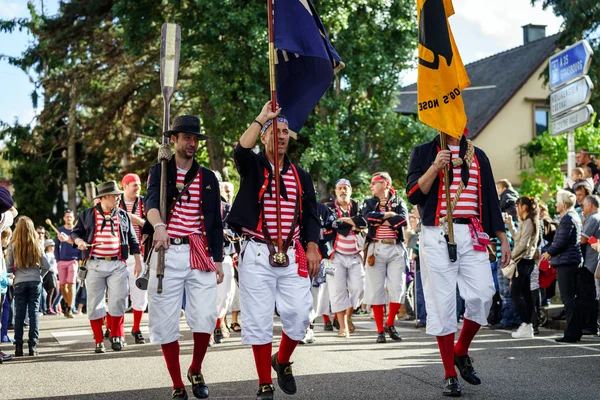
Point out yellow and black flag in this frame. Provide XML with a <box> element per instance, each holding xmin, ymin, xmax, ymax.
<box><xmin>417</xmin><ymin>0</ymin><xmax>470</xmax><ymax>138</ymax></box>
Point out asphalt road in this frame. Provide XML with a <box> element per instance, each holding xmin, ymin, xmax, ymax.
<box><xmin>1</xmin><ymin>312</ymin><xmax>599</xmax><ymax>400</ymax></box>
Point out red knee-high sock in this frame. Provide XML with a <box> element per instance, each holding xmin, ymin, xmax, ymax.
<box><xmin>436</xmin><ymin>334</ymin><xmax>457</xmax><ymax>379</ymax></box>
<box><xmin>189</xmin><ymin>332</ymin><xmax>211</xmax><ymax>373</ymax></box>
<box><xmin>90</xmin><ymin>318</ymin><xmax>104</xmax><ymax>344</ymax></box>
<box><xmin>111</xmin><ymin>315</ymin><xmax>125</xmax><ymax>337</ymax></box>
<box><xmin>386</xmin><ymin>302</ymin><xmax>401</xmax><ymax>327</ymax></box>
<box><xmin>333</xmin><ymin>313</ymin><xmax>338</xmax><ymax>320</ymax></box>
<box><xmin>277</xmin><ymin>331</ymin><xmax>299</xmax><ymax>365</ymax></box>
<box><xmin>323</xmin><ymin>314</ymin><xmax>331</xmax><ymax>324</ymax></box>
<box><xmin>105</xmin><ymin>313</ymin><xmax>112</xmax><ymax>330</ymax></box>
<box><xmin>161</xmin><ymin>341</ymin><xmax>184</xmax><ymax>389</ymax></box>
<box><xmin>132</xmin><ymin>309</ymin><xmax>143</xmax><ymax>332</ymax></box>
<box><xmin>454</xmin><ymin>318</ymin><xmax>481</xmax><ymax>357</ymax></box>
<box><xmin>252</xmin><ymin>343</ymin><xmax>273</xmax><ymax>385</ymax></box>
<box><xmin>372</xmin><ymin>304</ymin><xmax>385</xmax><ymax>333</ymax></box>
<box><xmin>215</xmin><ymin>318</ymin><xmax>221</xmax><ymax>329</ymax></box>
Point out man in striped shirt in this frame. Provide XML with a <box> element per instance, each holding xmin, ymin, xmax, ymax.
<box><xmin>226</xmin><ymin>101</ymin><xmax>320</xmax><ymax>400</ymax></box>
<box><xmin>361</xmin><ymin>172</ymin><xmax>409</xmax><ymax>344</ymax></box>
<box><xmin>145</xmin><ymin>115</ymin><xmax>224</xmax><ymax>400</ymax></box>
<box><xmin>406</xmin><ymin>134</ymin><xmax>510</xmax><ymax>397</ymax></box>
<box><xmin>71</xmin><ymin>181</ymin><xmax>142</xmax><ymax>354</ymax></box>
<box><xmin>119</xmin><ymin>173</ymin><xmax>148</xmax><ymax>345</ymax></box>
<box><xmin>325</xmin><ymin>179</ymin><xmax>367</xmax><ymax>337</ymax></box>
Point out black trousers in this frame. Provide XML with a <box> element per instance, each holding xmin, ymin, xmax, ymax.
<box><xmin>576</xmin><ymin>267</ymin><xmax>598</xmax><ymax>330</ymax></box>
<box><xmin>511</xmin><ymin>259</ymin><xmax>535</xmax><ymax>324</ymax></box>
<box><xmin>556</xmin><ymin>265</ymin><xmax>582</xmax><ymax>339</ymax></box>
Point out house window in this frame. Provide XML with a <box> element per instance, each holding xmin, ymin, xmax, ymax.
<box><xmin>534</xmin><ymin>106</ymin><xmax>550</xmax><ymax>136</ymax></box>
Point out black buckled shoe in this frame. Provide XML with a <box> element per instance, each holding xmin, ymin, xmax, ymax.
<box><xmin>214</xmin><ymin>328</ymin><xmax>223</xmax><ymax>344</ymax></box>
<box><xmin>385</xmin><ymin>325</ymin><xmax>402</xmax><ymax>341</ymax></box>
<box><xmin>187</xmin><ymin>368</ymin><xmax>209</xmax><ymax>399</ymax></box>
<box><xmin>454</xmin><ymin>354</ymin><xmax>481</xmax><ymax>385</ymax></box>
<box><xmin>271</xmin><ymin>352</ymin><xmax>297</xmax><ymax>395</ymax></box>
<box><xmin>443</xmin><ymin>376</ymin><xmax>462</xmax><ymax>397</ymax></box>
<box><xmin>376</xmin><ymin>331</ymin><xmax>386</xmax><ymax>343</ymax></box>
<box><xmin>104</xmin><ymin>328</ymin><xmax>110</xmax><ymax>339</ymax></box>
<box><xmin>172</xmin><ymin>388</ymin><xmax>188</xmax><ymax>400</ymax></box>
<box><xmin>95</xmin><ymin>342</ymin><xmax>106</xmax><ymax>353</ymax></box>
<box><xmin>333</xmin><ymin>318</ymin><xmax>340</xmax><ymax>330</ymax></box>
<box><xmin>131</xmin><ymin>330</ymin><xmax>146</xmax><ymax>344</ymax></box>
<box><xmin>256</xmin><ymin>383</ymin><xmax>275</xmax><ymax>400</ymax></box>
<box><xmin>324</xmin><ymin>321</ymin><xmax>333</xmax><ymax>331</ymax></box>
<box><xmin>111</xmin><ymin>336</ymin><xmax>123</xmax><ymax>351</ymax></box>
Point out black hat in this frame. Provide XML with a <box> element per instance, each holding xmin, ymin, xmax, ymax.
<box><xmin>0</xmin><ymin>187</ymin><xmax>13</xmax><ymax>214</ymax></box>
<box><xmin>163</xmin><ymin>115</ymin><xmax>210</xmax><ymax>140</ymax></box>
<box><xmin>95</xmin><ymin>181</ymin><xmax>124</xmax><ymax>199</ymax></box>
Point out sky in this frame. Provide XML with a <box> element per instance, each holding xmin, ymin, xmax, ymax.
<box><xmin>0</xmin><ymin>0</ymin><xmax>564</xmax><ymax>126</ymax></box>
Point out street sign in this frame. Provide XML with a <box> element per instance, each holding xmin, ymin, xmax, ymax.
<box><xmin>549</xmin><ymin>40</ymin><xmax>593</xmax><ymax>90</ymax></box>
<box><xmin>551</xmin><ymin>104</ymin><xmax>594</xmax><ymax>136</ymax></box>
<box><xmin>550</xmin><ymin>76</ymin><xmax>594</xmax><ymax>118</ymax></box>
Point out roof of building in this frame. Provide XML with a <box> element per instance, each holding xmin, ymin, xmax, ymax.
<box><xmin>396</xmin><ymin>34</ymin><xmax>559</xmax><ymax>139</ymax></box>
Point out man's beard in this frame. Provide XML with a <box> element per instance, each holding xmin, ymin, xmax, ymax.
<box><xmin>176</xmin><ymin>146</ymin><xmax>195</xmax><ymax>159</ymax></box>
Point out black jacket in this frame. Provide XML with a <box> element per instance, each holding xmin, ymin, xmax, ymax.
<box><xmin>406</xmin><ymin>137</ymin><xmax>504</xmax><ymax>237</ymax></box>
<box><xmin>546</xmin><ymin>210</ymin><xmax>582</xmax><ymax>267</ymax></box>
<box><xmin>499</xmin><ymin>188</ymin><xmax>519</xmax><ymax>221</ymax></box>
<box><xmin>225</xmin><ymin>143</ymin><xmax>320</xmax><ymax>246</ymax></box>
<box><xmin>71</xmin><ymin>206</ymin><xmax>140</xmax><ymax>260</ymax></box>
<box><xmin>144</xmin><ymin>158</ymin><xmax>224</xmax><ymax>263</ymax></box>
<box><xmin>317</xmin><ymin>202</ymin><xmax>335</xmax><ymax>257</ymax></box>
<box><xmin>361</xmin><ymin>192</ymin><xmax>408</xmax><ymax>243</ymax></box>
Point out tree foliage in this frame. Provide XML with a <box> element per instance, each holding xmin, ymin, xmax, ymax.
<box><xmin>1</xmin><ymin>0</ymin><xmax>424</xmax><ymax>215</ymax></box>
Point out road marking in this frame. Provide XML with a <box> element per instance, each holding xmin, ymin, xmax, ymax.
<box><xmin>497</xmin><ymin>329</ymin><xmax>600</xmax><ymax>353</ymax></box>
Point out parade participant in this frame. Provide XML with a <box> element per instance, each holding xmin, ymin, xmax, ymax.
<box><xmin>55</xmin><ymin>210</ymin><xmax>81</xmax><ymax>318</ymax></box>
<box><xmin>145</xmin><ymin>115</ymin><xmax>224</xmax><ymax>400</ymax></box>
<box><xmin>361</xmin><ymin>172</ymin><xmax>408</xmax><ymax>344</ymax></box>
<box><xmin>326</xmin><ymin>179</ymin><xmax>367</xmax><ymax>337</ymax></box>
<box><xmin>225</xmin><ymin>101</ymin><xmax>320</xmax><ymax>400</ymax></box>
<box><xmin>71</xmin><ymin>181</ymin><xmax>142</xmax><ymax>354</ymax></box>
<box><xmin>119</xmin><ymin>173</ymin><xmax>148</xmax><ymax>345</ymax></box>
<box><xmin>214</xmin><ymin>180</ymin><xmax>236</xmax><ymax>344</ymax></box>
<box><xmin>406</xmin><ymin>133</ymin><xmax>509</xmax><ymax>396</ymax></box>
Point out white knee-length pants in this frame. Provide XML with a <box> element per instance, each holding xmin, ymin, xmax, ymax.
<box><xmin>126</xmin><ymin>254</ymin><xmax>148</xmax><ymax>312</ymax></box>
<box><xmin>363</xmin><ymin>242</ymin><xmax>406</xmax><ymax>305</ymax></box>
<box><xmin>238</xmin><ymin>241</ymin><xmax>312</xmax><ymax>344</ymax></box>
<box><xmin>309</xmin><ymin>275</ymin><xmax>330</xmax><ymax>322</ymax></box>
<box><xmin>327</xmin><ymin>252</ymin><xmax>365</xmax><ymax>313</ymax></box>
<box><xmin>216</xmin><ymin>255</ymin><xmax>235</xmax><ymax>319</ymax></box>
<box><xmin>419</xmin><ymin>225</ymin><xmax>495</xmax><ymax>336</ymax></box>
<box><xmin>86</xmin><ymin>259</ymin><xmax>128</xmax><ymax>321</ymax></box>
<box><xmin>147</xmin><ymin>244</ymin><xmax>217</xmax><ymax>344</ymax></box>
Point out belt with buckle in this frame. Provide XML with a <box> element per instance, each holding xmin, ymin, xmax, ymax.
<box><xmin>90</xmin><ymin>256</ymin><xmax>119</xmax><ymax>261</ymax></box>
<box><xmin>242</xmin><ymin>236</ymin><xmax>266</xmax><ymax>244</ymax></box>
<box><xmin>373</xmin><ymin>239</ymin><xmax>396</xmax><ymax>245</ymax></box>
<box><xmin>170</xmin><ymin>237</ymin><xmax>190</xmax><ymax>245</ymax></box>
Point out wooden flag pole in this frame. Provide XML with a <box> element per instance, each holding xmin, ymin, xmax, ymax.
<box><xmin>440</xmin><ymin>132</ymin><xmax>457</xmax><ymax>262</ymax></box>
<box><xmin>267</xmin><ymin>0</ymin><xmax>283</xmax><ymax>251</ymax></box>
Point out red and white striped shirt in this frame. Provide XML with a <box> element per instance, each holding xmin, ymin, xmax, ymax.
<box><xmin>168</xmin><ymin>167</ymin><xmax>202</xmax><ymax>238</ymax></box>
<box><xmin>334</xmin><ymin>202</ymin><xmax>359</xmax><ymax>255</ymax></box>
<box><xmin>375</xmin><ymin>203</ymin><xmax>397</xmax><ymax>240</ymax></box>
<box><xmin>439</xmin><ymin>145</ymin><xmax>479</xmax><ymax>218</ymax></box>
<box><xmin>124</xmin><ymin>199</ymin><xmax>143</xmax><ymax>240</ymax></box>
<box><xmin>91</xmin><ymin>210</ymin><xmax>120</xmax><ymax>258</ymax></box>
<box><xmin>243</xmin><ymin>166</ymin><xmax>300</xmax><ymax>242</ymax></box>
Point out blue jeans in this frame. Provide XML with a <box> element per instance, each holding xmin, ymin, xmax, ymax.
<box><xmin>490</xmin><ymin>261</ymin><xmax>499</xmax><ymax>292</ymax></box>
<box><xmin>1</xmin><ymin>295</ymin><xmax>9</xmax><ymax>337</ymax></box>
<box><xmin>497</xmin><ymin>267</ymin><xmax>520</xmax><ymax>327</ymax></box>
<box><xmin>14</xmin><ymin>281</ymin><xmax>42</xmax><ymax>346</ymax></box>
<box><xmin>415</xmin><ymin>270</ymin><xmax>427</xmax><ymax>324</ymax></box>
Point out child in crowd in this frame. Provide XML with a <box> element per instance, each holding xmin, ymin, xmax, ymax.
<box><xmin>583</xmin><ymin>166</ymin><xmax>595</xmax><ymax>191</ymax></box>
<box><xmin>8</xmin><ymin>217</ymin><xmax>50</xmax><ymax>357</ymax></box>
<box><xmin>570</xmin><ymin>168</ymin><xmax>587</xmax><ymax>192</ymax></box>
<box><xmin>43</xmin><ymin>240</ymin><xmax>58</xmax><ymax>315</ymax></box>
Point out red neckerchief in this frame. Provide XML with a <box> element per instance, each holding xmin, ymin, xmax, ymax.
<box><xmin>334</xmin><ymin>200</ymin><xmax>352</xmax><ymax>218</ymax></box>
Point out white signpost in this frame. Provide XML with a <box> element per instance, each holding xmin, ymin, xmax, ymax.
<box><xmin>548</xmin><ymin>40</ymin><xmax>594</xmax><ymax>173</ymax></box>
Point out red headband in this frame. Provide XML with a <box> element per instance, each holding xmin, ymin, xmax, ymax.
<box><xmin>371</xmin><ymin>176</ymin><xmax>389</xmax><ymax>185</ymax></box>
<box><xmin>122</xmin><ymin>173</ymin><xmax>140</xmax><ymax>188</ymax></box>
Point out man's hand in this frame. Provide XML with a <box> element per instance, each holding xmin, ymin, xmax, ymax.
<box><xmin>129</xmin><ymin>213</ymin><xmax>145</xmax><ymax>227</ymax></box>
<box><xmin>58</xmin><ymin>232</ymin><xmax>70</xmax><ymax>243</ymax></box>
<box><xmin>256</xmin><ymin>100</ymin><xmax>281</xmax><ymax>125</ymax></box>
<box><xmin>433</xmin><ymin>150</ymin><xmax>452</xmax><ymax>172</ymax></box>
<box><xmin>134</xmin><ymin>260</ymin><xmax>143</xmax><ymax>278</ymax></box>
<box><xmin>75</xmin><ymin>239</ymin><xmax>89</xmax><ymax>251</ymax></box>
<box><xmin>153</xmin><ymin>226</ymin><xmax>170</xmax><ymax>251</ymax></box>
<box><xmin>541</xmin><ymin>252</ymin><xmax>551</xmax><ymax>261</ymax></box>
<box><xmin>215</xmin><ymin>262</ymin><xmax>224</xmax><ymax>284</ymax></box>
<box><xmin>306</xmin><ymin>242</ymin><xmax>320</xmax><ymax>278</ymax></box>
<box><xmin>9</xmin><ymin>207</ymin><xmax>18</xmax><ymax>218</ymax></box>
<box><xmin>591</xmin><ymin>242</ymin><xmax>600</xmax><ymax>252</ymax></box>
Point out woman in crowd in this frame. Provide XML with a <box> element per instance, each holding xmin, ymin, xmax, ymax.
<box><xmin>8</xmin><ymin>217</ymin><xmax>51</xmax><ymax>356</ymax></box>
<box><xmin>505</xmin><ymin>197</ymin><xmax>540</xmax><ymax>339</ymax></box>
<box><xmin>541</xmin><ymin>190</ymin><xmax>582</xmax><ymax>343</ymax></box>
